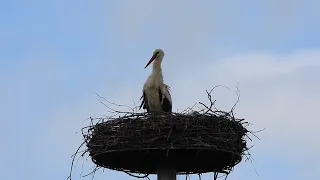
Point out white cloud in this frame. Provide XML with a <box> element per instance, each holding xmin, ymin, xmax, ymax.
<box><xmin>106</xmin><ymin>0</ymin><xmax>320</xmax><ymax>62</ymax></box>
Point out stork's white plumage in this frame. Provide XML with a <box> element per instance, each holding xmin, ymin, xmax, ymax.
<box><xmin>140</xmin><ymin>49</ymin><xmax>172</xmax><ymax>113</ymax></box>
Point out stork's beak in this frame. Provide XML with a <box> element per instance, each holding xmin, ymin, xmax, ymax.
<box><xmin>144</xmin><ymin>54</ymin><xmax>157</xmax><ymax>69</ymax></box>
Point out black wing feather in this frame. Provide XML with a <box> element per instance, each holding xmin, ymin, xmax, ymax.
<box><xmin>139</xmin><ymin>91</ymin><xmax>149</xmax><ymax>112</ymax></box>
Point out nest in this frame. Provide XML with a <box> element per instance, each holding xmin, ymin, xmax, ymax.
<box><xmin>68</xmin><ymin>87</ymin><xmax>257</xmax><ymax>180</ymax></box>
<box><xmin>85</xmin><ymin>112</ymin><xmax>248</xmax><ymax>175</ymax></box>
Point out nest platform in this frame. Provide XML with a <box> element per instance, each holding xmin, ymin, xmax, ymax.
<box><xmin>84</xmin><ymin>112</ymin><xmax>248</xmax><ymax>175</ymax></box>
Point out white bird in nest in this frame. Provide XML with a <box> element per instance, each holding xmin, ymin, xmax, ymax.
<box><xmin>139</xmin><ymin>49</ymin><xmax>172</xmax><ymax>113</ymax></box>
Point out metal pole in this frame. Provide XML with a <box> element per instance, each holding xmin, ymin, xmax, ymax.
<box><xmin>157</xmin><ymin>167</ymin><xmax>176</xmax><ymax>180</ymax></box>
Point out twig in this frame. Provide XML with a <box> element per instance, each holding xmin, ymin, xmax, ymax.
<box><xmin>124</xmin><ymin>172</ymin><xmax>149</xmax><ymax>179</ymax></box>
<box><xmin>230</xmin><ymin>84</ymin><xmax>240</xmax><ymax>113</ymax></box>
<box><xmin>67</xmin><ymin>141</ymin><xmax>86</xmax><ymax>180</ymax></box>
<box><xmin>95</xmin><ymin>92</ymin><xmax>135</xmax><ymax>112</ymax></box>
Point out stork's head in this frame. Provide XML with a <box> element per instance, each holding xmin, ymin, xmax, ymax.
<box><xmin>144</xmin><ymin>49</ymin><xmax>165</xmax><ymax>68</ymax></box>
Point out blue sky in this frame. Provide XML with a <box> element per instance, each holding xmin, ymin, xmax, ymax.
<box><xmin>1</xmin><ymin>0</ymin><xmax>320</xmax><ymax>179</ymax></box>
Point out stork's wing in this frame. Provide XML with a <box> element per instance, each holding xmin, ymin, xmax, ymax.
<box><xmin>159</xmin><ymin>84</ymin><xmax>172</xmax><ymax>112</ymax></box>
<box><xmin>139</xmin><ymin>90</ymin><xmax>149</xmax><ymax>111</ymax></box>
<box><xmin>139</xmin><ymin>95</ymin><xmax>144</xmax><ymax>109</ymax></box>
<box><xmin>166</xmin><ymin>84</ymin><xmax>171</xmax><ymax>92</ymax></box>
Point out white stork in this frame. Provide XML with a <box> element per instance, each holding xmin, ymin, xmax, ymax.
<box><xmin>139</xmin><ymin>49</ymin><xmax>172</xmax><ymax>113</ymax></box>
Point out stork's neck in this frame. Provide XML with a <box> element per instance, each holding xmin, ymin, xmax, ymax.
<box><xmin>151</xmin><ymin>58</ymin><xmax>163</xmax><ymax>81</ymax></box>
<box><xmin>153</xmin><ymin>58</ymin><xmax>162</xmax><ymax>71</ymax></box>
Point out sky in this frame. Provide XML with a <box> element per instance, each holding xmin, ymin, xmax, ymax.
<box><xmin>1</xmin><ymin>0</ymin><xmax>320</xmax><ymax>179</ymax></box>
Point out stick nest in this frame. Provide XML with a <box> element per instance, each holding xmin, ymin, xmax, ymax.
<box><xmin>68</xmin><ymin>86</ymin><xmax>258</xmax><ymax>180</ymax></box>
<box><xmin>86</xmin><ymin>112</ymin><xmax>248</xmax><ymax>175</ymax></box>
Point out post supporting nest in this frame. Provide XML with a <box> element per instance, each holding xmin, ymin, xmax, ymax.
<box><xmin>157</xmin><ymin>167</ymin><xmax>176</xmax><ymax>180</ymax></box>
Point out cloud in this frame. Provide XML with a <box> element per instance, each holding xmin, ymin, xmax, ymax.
<box><xmin>106</xmin><ymin>0</ymin><xmax>320</xmax><ymax>59</ymax></box>
<box><xmin>167</xmin><ymin>48</ymin><xmax>320</xmax><ymax>179</ymax></box>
